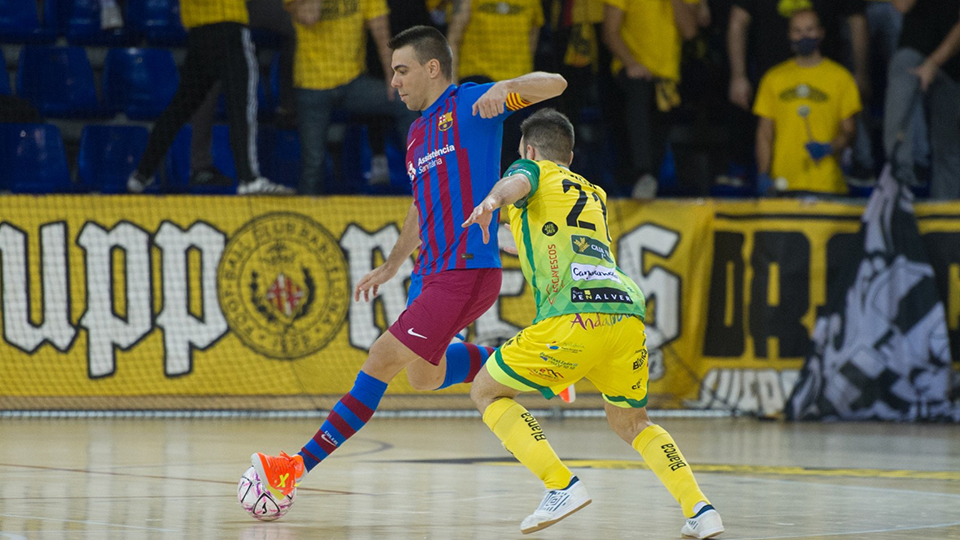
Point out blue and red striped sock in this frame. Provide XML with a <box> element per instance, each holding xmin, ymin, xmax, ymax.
<box><xmin>437</xmin><ymin>343</ymin><xmax>495</xmax><ymax>389</ymax></box>
<box><xmin>298</xmin><ymin>371</ymin><xmax>387</xmax><ymax>472</ymax></box>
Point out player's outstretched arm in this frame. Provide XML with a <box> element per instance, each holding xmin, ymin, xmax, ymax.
<box><xmin>354</xmin><ymin>203</ymin><xmax>420</xmax><ymax>302</ymax></box>
<box><xmin>462</xmin><ymin>174</ymin><xmax>532</xmax><ymax>243</ymax></box>
<box><xmin>472</xmin><ymin>72</ymin><xmax>567</xmax><ymax>119</ymax></box>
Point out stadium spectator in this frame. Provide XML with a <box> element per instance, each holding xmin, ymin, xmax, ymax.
<box><xmin>883</xmin><ymin>0</ymin><xmax>960</xmax><ymax>200</ymax></box>
<box><xmin>602</xmin><ymin>0</ymin><xmax>700</xmax><ymax>199</ymax></box>
<box><xmin>728</xmin><ymin>0</ymin><xmax>867</xmax><ymax>189</ymax></box>
<box><xmin>848</xmin><ymin>0</ymin><xmax>905</xmax><ymax>185</ymax></box>
<box><xmin>548</xmin><ymin>0</ymin><xmax>605</xmax><ymax>131</ymax></box>
<box><xmin>754</xmin><ymin>9</ymin><xmax>861</xmax><ymax>195</ymax></box>
<box><xmin>127</xmin><ymin>0</ymin><xmax>292</xmax><ymax>194</ymax></box>
<box><xmin>359</xmin><ymin>0</ymin><xmax>437</xmax><ymax>186</ymax></box>
<box><xmin>450</xmin><ymin>0</ymin><xmax>544</xmax><ymax>83</ymax></box>
<box><xmin>448</xmin><ymin>0</ymin><xmax>545</xmax><ymax>173</ymax></box>
<box><xmin>188</xmin><ymin>84</ymin><xmax>234</xmax><ymax>188</ymax></box>
<box><xmin>252</xmin><ymin>0</ymin><xmax>298</xmax><ymax>128</ymax></box>
<box><xmin>287</xmin><ymin>0</ymin><xmax>417</xmax><ymax>195</ymax></box>
<box><xmin>188</xmin><ymin>0</ymin><xmax>297</xmax><ymax>188</ymax></box>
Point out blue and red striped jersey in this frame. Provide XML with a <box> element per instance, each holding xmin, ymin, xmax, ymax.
<box><xmin>406</xmin><ymin>83</ymin><xmax>524</xmax><ymax>275</ymax></box>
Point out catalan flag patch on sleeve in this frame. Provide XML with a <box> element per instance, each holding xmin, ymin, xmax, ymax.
<box><xmin>505</xmin><ymin>93</ymin><xmax>533</xmax><ymax>112</ymax></box>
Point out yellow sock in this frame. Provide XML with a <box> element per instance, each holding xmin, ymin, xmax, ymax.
<box><xmin>482</xmin><ymin>399</ymin><xmax>572</xmax><ymax>489</ymax></box>
<box><xmin>633</xmin><ymin>425</ymin><xmax>709</xmax><ymax>517</ymax></box>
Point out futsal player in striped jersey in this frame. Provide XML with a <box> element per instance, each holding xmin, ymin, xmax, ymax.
<box><xmin>252</xmin><ymin>26</ymin><xmax>567</xmax><ymax>499</ymax></box>
<box><xmin>462</xmin><ymin>109</ymin><xmax>724</xmax><ymax>538</ymax></box>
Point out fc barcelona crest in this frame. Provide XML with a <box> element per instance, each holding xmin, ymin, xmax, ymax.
<box><xmin>438</xmin><ymin>112</ymin><xmax>454</xmax><ymax>131</ymax></box>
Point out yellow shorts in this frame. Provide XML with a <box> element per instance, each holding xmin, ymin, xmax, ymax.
<box><xmin>486</xmin><ymin>313</ymin><xmax>649</xmax><ymax>408</ymax></box>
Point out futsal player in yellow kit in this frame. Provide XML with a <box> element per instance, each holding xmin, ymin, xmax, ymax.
<box><xmin>462</xmin><ymin>108</ymin><xmax>725</xmax><ymax>538</ymax></box>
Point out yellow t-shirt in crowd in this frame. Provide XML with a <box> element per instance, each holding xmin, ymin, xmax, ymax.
<box><xmin>179</xmin><ymin>0</ymin><xmax>248</xmax><ymax>29</ymax></box>
<box><xmin>753</xmin><ymin>58</ymin><xmax>862</xmax><ymax>194</ymax></box>
<box><xmin>290</xmin><ymin>0</ymin><xmax>390</xmax><ymax>91</ymax></box>
<box><xmin>458</xmin><ymin>0</ymin><xmax>545</xmax><ymax>81</ymax></box>
<box><xmin>603</xmin><ymin>0</ymin><xmax>698</xmax><ymax>81</ymax></box>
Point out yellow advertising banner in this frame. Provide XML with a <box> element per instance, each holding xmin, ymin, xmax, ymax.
<box><xmin>0</xmin><ymin>196</ymin><xmax>957</xmax><ymax>412</ymax></box>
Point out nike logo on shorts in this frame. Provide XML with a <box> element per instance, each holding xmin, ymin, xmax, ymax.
<box><xmin>407</xmin><ymin>328</ymin><xmax>428</xmax><ymax>339</ymax></box>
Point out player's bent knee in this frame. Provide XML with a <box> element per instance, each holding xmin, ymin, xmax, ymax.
<box><xmin>405</xmin><ymin>365</ymin><xmax>444</xmax><ymax>391</ymax></box>
<box><xmin>363</xmin><ymin>332</ymin><xmax>418</xmax><ymax>383</ymax></box>
<box><xmin>469</xmin><ymin>370</ymin><xmax>503</xmax><ymax>412</ymax></box>
<box><xmin>605</xmin><ymin>404</ymin><xmax>654</xmax><ymax>443</ymax></box>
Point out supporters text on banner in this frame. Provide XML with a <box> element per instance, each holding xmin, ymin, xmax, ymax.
<box><xmin>0</xmin><ymin>196</ymin><xmax>956</xmax><ymax>412</ymax></box>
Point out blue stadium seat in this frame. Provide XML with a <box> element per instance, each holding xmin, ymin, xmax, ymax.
<box><xmin>0</xmin><ymin>0</ymin><xmax>57</xmax><ymax>43</ymax></box>
<box><xmin>103</xmin><ymin>48</ymin><xmax>179</xmax><ymax>120</ymax></box>
<box><xmin>77</xmin><ymin>125</ymin><xmax>151</xmax><ymax>193</ymax></box>
<box><xmin>165</xmin><ymin>124</ymin><xmax>238</xmax><ymax>194</ymax></box>
<box><xmin>0</xmin><ymin>123</ymin><xmax>72</xmax><ymax>193</ymax></box>
<box><xmin>126</xmin><ymin>0</ymin><xmax>187</xmax><ymax>46</ymax></box>
<box><xmin>0</xmin><ymin>70</ymin><xmax>10</xmax><ymax>95</ymax></box>
<box><xmin>16</xmin><ymin>46</ymin><xmax>104</xmax><ymax>118</ymax></box>
<box><xmin>61</xmin><ymin>0</ymin><xmax>138</xmax><ymax>45</ymax></box>
<box><xmin>42</xmin><ymin>0</ymin><xmax>70</xmax><ymax>34</ymax></box>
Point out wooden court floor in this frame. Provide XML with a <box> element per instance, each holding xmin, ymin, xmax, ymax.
<box><xmin>1</xmin><ymin>416</ymin><xmax>958</xmax><ymax>540</ymax></box>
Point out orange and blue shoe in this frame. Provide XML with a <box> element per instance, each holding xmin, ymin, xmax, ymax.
<box><xmin>251</xmin><ymin>451</ymin><xmax>304</xmax><ymax>499</ymax></box>
<box><xmin>558</xmin><ymin>385</ymin><xmax>576</xmax><ymax>404</ymax></box>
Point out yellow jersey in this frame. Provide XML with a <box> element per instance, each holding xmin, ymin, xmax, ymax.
<box><xmin>753</xmin><ymin>58</ymin><xmax>862</xmax><ymax>194</ymax></box>
<box><xmin>458</xmin><ymin>0</ymin><xmax>545</xmax><ymax>81</ymax></box>
<box><xmin>505</xmin><ymin>159</ymin><xmax>645</xmax><ymax>323</ymax></box>
<box><xmin>179</xmin><ymin>0</ymin><xmax>248</xmax><ymax>29</ymax></box>
<box><xmin>603</xmin><ymin>0</ymin><xmax>698</xmax><ymax>80</ymax></box>
<box><xmin>289</xmin><ymin>0</ymin><xmax>390</xmax><ymax>91</ymax></box>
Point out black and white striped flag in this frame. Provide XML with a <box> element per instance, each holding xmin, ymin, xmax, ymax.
<box><xmin>786</xmin><ymin>165</ymin><xmax>957</xmax><ymax>421</ymax></box>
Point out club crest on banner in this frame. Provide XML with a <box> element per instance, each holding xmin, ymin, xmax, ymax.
<box><xmin>218</xmin><ymin>213</ymin><xmax>350</xmax><ymax>360</ymax></box>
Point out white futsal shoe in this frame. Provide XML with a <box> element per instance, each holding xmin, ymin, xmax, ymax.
<box><xmin>681</xmin><ymin>504</ymin><xmax>724</xmax><ymax>539</ymax></box>
<box><xmin>520</xmin><ymin>476</ymin><xmax>592</xmax><ymax>534</ymax></box>
<box><xmin>127</xmin><ymin>172</ymin><xmax>154</xmax><ymax>193</ymax></box>
<box><xmin>238</xmin><ymin>177</ymin><xmax>296</xmax><ymax>195</ymax></box>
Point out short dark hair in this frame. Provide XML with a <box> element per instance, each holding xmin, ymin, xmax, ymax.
<box><xmin>388</xmin><ymin>26</ymin><xmax>453</xmax><ymax>80</ymax></box>
<box><xmin>520</xmin><ymin>109</ymin><xmax>575</xmax><ymax>162</ymax></box>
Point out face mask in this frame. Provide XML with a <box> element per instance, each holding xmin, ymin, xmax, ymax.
<box><xmin>792</xmin><ymin>37</ymin><xmax>820</xmax><ymax>57</ymax></box>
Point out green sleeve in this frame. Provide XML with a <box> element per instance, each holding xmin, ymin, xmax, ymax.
<box><xmin>503</xmin><ymin>159</ymin><xmax>541</xmax><ymax>208</ymax></box>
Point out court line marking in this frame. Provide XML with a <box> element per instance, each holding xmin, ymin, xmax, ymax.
<box><xmin>0</xmin><ymin>462</ymin><xmax>371</xmax><ymax>496</ymax></box>
<box><xmin>678</xmin><ymin>474</ymin><xmax>960</xmax><ymax>538</ymax></box>
<box><xmin>387</xmin><ymin>457</ymin><xmax>960</xmax><ymax>481</ymax></box>
<box><xmin>740</xmin><ymin>474</ymin><xmax>960</xmax><ymax>501</ymax></box>
<box><xmin>560</xmin><ymin>459</ymin><xmax>960</xmax><ymax>481</ymax></box>
<box><xmin>97</xmin><ymin>439</ymin><xmax>395</xmax><ymax>471</ymax></box>
<box><xmin>0</xmin><ymin>513</ymin><xmax>179</xmax><ymax>533</ymax></box>
<box><xmin>0</xmin><ymin>495</ymin><xmax>229</xmax><ymax>501</ymax></box>
<box><xmin>729</xmin><ymin>520</ymin><xmax>960</xmax><ymax>540</ymax></box>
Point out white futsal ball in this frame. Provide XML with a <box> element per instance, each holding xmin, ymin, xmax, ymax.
<box><xmin>238</xmin><ymin>466</ymin><xmax>296</xmax><ymax>521</ymax></box>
